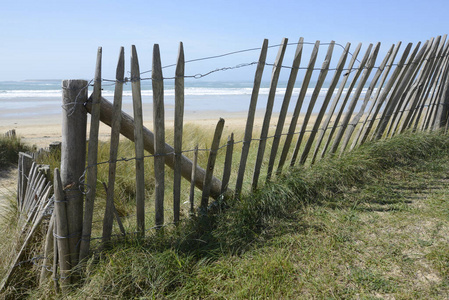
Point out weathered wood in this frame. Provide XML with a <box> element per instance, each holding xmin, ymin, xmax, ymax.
<box><xmin>266</xmin><ymin>37</ymin><xmax>304</xmax><ymax>181</ymax></box>
<box><xmin>235</xmin><ymin>39</ymin><xmax>268</xmax><ymax>196</ymax></box>
<box><xmin>152</xmin><ymin>44</ymin><xmax>166</xmax><ymax>227</ymax></box>
<box><xmin>291</xmin><ymin>41</ymin><xmax>335</xmax><ymax>166</ymax></box>
<box><xmin>429</xmin><ymin>43</ymin><xmax>449</xmax><ymax>130</ymax></box>
<box><xmin>300</xmin><ymin>42</ymin><xmax>350</xmax><ymax>165</ymax></box>
<box><xmin>415</xmin><ymin>36</ymin><xmax>447</xmax><ymax>130</ymax></box>
<box><xmin>53</xmin><ymin>224</ymin><xmax>59</xmax><ymax>293</ymax></box>
<box><xmin>330</xmin><ymin>43</ymin><xmax>379</xmax><ymax>155</ymax></box>
<box><xmin>201</xmin><ymin>119</ymin><xmax>225</xmax><ymax>211</ymax></box>
<box><xmin>131</xmin><ymin>45</ymin><xmax>146</xmax><ymax>236</ymax></box>
<box><xmin>351</xmin><ymin>42</ymin><xmax>401</xmax><ymax>150</ymax></box>
<box><xmin>252</xmin><ymin>38</ymin><xmax>288</xmax><ymax>190</ymax></box>
<box><xmin>377</xmin><ymin>42</ymin><xmax>423</xmax><ymax>139</ymax></box>
<box><xmin>61</xmin><ymin>79</ymin><xmax>87</xmax><ymax>268</ymax></box>
<box><xmin>0</xmin><ymin>182</ymin><xmax>52</xmax><ymax>291</ymax></box>
<box><xmin>102</xmin><ymin>182</ymin><xmax>125</xmax><ymax>236</ymax></box>
<box><xmin>435</xmin><ymin>50</ymin><xmax>449</xmax><ymax>129</ymax></box>
<box><xmin>80</xmin><ymin>47</ymin><xmax>102</xmax><ymax>260</ymax></box>
<box><xmin>221</xmin><ymin>133</ymin><xmax>234</xmax><ymax>195</ymax></box>
<box><xmin>173</xmin><ymin>42</ymin><xmax>185</xmax><ymax>224</ymax></box>
<box><xmin>102</xmin><ymin>47</ymin><xmax>125</xmax><ymax>245</ymax></box>
<box><xmin>422</xmin><ymin>40</ymin><xmax>449</xmax><ymax>130</ymax></box>
<box><xmin>396</xmin><ymin>38</ymin><xmax>438</xmax><ymax>135</ymax></box>
<box><xmin>374</xmin><ymin>42</ymin><xmax>424</xmax><ymax>139</ymax></box>
<box><xmin>360</xmin><ymin>43</ymin><xmax>411</xmax><ymax>144</ymax></box>
<box><xmin>85</xmin><ymin>97</ymin><xmax>226</xmax><ymax>199</ymax></box>
<box><xmin>374</xmin><ymin>41</ymin><xmax>428</xmax><ymax>139</ymax></box>
<box><xmin>321</xmin><ymin>44</ymin><xmax>373</xmax><ymax>159</ymax></box>
<box><xmin>310</xmin><ymin>43</ymin><xmax>362</xmax><ymax>164</ymax></box>
<box><xmin>277</xmin><ymin>40</ymin><xmax>320</xmax><ymax>174</ymax></box>
<box><xmin>40</xmin><ymin>213</ymin><xmax>55</xmax><ymax>285</ymax></box>
<box><xmin>341</xmin><ymin>43</ymin><xmax>393</xmax><ymax>153</ymax></box>
<box><xmin>189</xmin><ymin>145</ymin><xmax>199</xmax><ymax>214</ymax></box>
<box><xmin>54</xmin><ymin>168</ymin><xmax>71</xmax><ymax>291</ymax></box>
<box><xmin>17</xmin><ymin>152</ymin><xmax>33</xmax><ymax>210</ymax></box>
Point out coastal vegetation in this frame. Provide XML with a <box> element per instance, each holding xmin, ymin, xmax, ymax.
<box><xmin>1</xmin><ymin>129</ymin><xmax>449</xmax><ymax>298</ymax></box>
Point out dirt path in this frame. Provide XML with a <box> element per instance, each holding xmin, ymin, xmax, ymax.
<box><xmin>0</xmin><ymin>168</ymin><xmax>17</xmax><ymax>222</ymax></box>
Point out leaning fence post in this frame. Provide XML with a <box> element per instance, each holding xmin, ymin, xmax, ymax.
<box><xmin>61</xmin><ymin>79</ymin><xmax>87</xmax><ymax>269</ymax></box>
<box><xmin>201</xmin><ymin>118</ymin><xmax>225</xmax><ymax>212</ymax></box>
<box><xmin>80</xmin><ymin>47</ymin><xmax>102</xmax><ymax>261</ymax></box>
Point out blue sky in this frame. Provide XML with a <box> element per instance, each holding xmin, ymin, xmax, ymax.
<box><xmin>1</xmin><ymin>0</ymin><xmax>448</xmax><ymax>81</ymax></box>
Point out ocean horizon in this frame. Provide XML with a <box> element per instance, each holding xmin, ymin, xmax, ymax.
<box><xmin>0</xmin><ymin>79</ymin><xmax>369</xmax><ymax>122</ymax></box>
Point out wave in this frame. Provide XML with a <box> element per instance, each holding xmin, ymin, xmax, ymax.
<box><xmin>0</xmin><ymin>86</ymin><xmax>374</xmax><ymax>99</ymax></box>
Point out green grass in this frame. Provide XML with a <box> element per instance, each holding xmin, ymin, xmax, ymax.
<box><xmin>3</xmin><ymin>130</ymin><xmax>449</xmax><ymax>298</ymax></box>
<box><xmin>0</xmin><ymin>134</ymin><xmax>32</xmax><ymax>170</ymax></box>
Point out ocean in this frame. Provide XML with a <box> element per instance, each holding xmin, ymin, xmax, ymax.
<box><xmin>0</xmin><ymin>80</ymin><xmax>368</xmax><ymax>124</ymax></box>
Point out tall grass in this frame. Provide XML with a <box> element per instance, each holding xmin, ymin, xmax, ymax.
<box><xmin>3</xmin><ymin>129</ymin><xmax>449</xmax><ymax>298</ymax></box>
<box><xmin>0</xmin><ymin>135</ymin><xmax>32</xmax><ymax>170</ymax></box>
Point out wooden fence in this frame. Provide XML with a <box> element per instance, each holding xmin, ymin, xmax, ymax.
<box><xmin>7</xmin><ymin>35</ymin><xmax>449</xmax><ymax>292</ymax></box>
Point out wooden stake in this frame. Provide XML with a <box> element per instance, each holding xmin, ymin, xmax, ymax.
<box><xmin>80</xmin><ymin>46</ymin><xmax>102</xmax><ymax>260</ymax></box>
<box><xmin>201</xmin><ymin>119</ymin><xmax>225</xmax><ymax>211</ymax></box>
<box><xmin>102</xmin><ymin>47</ymin><xmax>125</xmax><ymax>244</ymax></box>
<box><xmin>61</xmin><ymin>79</ymin><xmax>87</xmax><ymax>268</ymax></box>
<box><xmin>252</xmin><ymin>38</ymin><xmax>288</xmax><ymax>190</ymax></box>
<box><xmin>152</xmin><ymin>44</ymin><xmax>166</xmax><ymax>227</ymax></box>
<box><xmin>173</xmin><ymin>42</ymin><xmax>185</xmax><ymax>224</ymax></box>
<box><xmin>131</xmin><ymin>45</ymin><xmax>146</xmax><ymax>236</ymax></box>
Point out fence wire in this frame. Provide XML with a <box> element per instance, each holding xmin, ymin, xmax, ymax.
<box><xmin>9</xmin><ymin>38</ymin><xmax>449</xmax><ymax>278</ymax></box>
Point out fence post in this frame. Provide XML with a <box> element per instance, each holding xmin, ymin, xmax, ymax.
<box><xmin>152</xmin><ymin>44</ymin><xmax>166</xmax><ymax>227</ymax></box>
<box><xmin>61</xmin><ymin>79</ymin><xmax>87</xmax><ymax>269</ymax></box>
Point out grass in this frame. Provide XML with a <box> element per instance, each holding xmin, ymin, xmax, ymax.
<box><xmin>0</xmin><ymin>134</ymin><xmax>32</xmax><ymax>170</ymax></box>
<box><xmin>2</xmin><ymin>129</ymin><xmax>449</xmax><ymax>298</ymax></box>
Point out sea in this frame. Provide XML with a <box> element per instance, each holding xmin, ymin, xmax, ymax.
<box><xmin>0</xmin><ymin>79</ymin><xmax>368</xmax><ymax>124</ymax></box>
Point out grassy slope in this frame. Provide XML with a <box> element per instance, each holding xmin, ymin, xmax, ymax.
<box><xmin>3</xmin><ymin>131</ymin><xmax>449</xmax><ymax>299</ymax></box>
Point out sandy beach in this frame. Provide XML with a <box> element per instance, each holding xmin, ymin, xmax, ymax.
<box><xmin>0</xmin><ymin>106</ymin><xmax>277</xmax><ymax>149</ymax></box>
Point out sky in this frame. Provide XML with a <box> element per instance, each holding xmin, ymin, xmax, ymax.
<box><xmin>1</xmin><ymin>0</ymin><xmax>448</xmax><ymax>82</ymax></box>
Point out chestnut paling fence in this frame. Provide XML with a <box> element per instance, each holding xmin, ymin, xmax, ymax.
<box><xmin>2</xmin><ymin>35</ymin><xmax>449</xmax><ymax>292</ymax></box>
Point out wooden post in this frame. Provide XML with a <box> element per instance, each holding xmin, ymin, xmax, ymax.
<box><xmin>173</xmin><ymin>42</ymin><xmax>185</xmax><ymax>224</ymax></box>
<box><xmin>266</xmin><ymin>37</ymin><xmax>304</xmax><ymax>181</ymax></box>
<box><xmin>320</xmin><ymin>44</ymin><xmax>372</xmax><ymax>159</ymax></box>
<box><xmin>338</xmin><ymin>42</ymin><xmax>384</xmax><ymax>154</ymax></box>
<box><xmin>201</xmin><ymin>119</ymin><xmax>225</xmax><ymax>211</ymax></box>
<box><xmin>189</xmin><ymin>145</ymin><xmax>199</xmax><ymax>214</ymax></box>
<box><xmin>235</xmin><ymin>39</ymin><xmax>268</xmax><ymax>196</ymax></box>
<box><xmin>399</xmin><ymin>37</ymin><xmax>441</xmax><ymax>133</ymax></box>
<box><xmin>85</xmin><ymin>97</ymin><xmax>226</xmax><ymax>199</ymax></box>
<box><xmin>300</xmin><ymin>42</ymin><xmax>350</xmax><ymax>165</ymax></box>
<box><xmin>276</xmin><ymin>40</ymin><xmax>320</xmax><ymax>174</ymax></box>
<box><xmin>131</xmin><ymin>45</ymin><xmax>146</xmax><ymax>236</ymax></box>
<box><xmin>373</xmin><ymin>41</ymin><xmax>427</xmax><ymax>140</ymax></box>
<box><xmin>309</xmin><ymin>43</ymin><xmax>362</xmax><ymax>164</ymax></box>
<box><xmin>54</xmin><ymin>168</ymin><xmax>71</xmax><ymax>291</ymax></box>
<box><xmin>17</xmin><ymin>152</ymin><xmax>33</xmax><ymax>211</ymax></box>
<box><xmin>252</xmin><ymin>38</ymin><xmax>288</xmax><ymax>190</ymax></box>
<box><xmin>290</xmin><ymin>41</ymin><xmax>335</xmax><ymax>166</ymax></box>
<box><xmin>152</xmin><ymin>44</ymin><xmax>166</xmax><ymax>227</ymax></box>
<box><xmin>351</xmin><ymin>42</ymin><xmax>401</xmax><ymax>150</ymax></box>
<box><xmin>61</xmin><ymin>79</ymin><xmax>87</xmax><ymax>268</ymax></box>
<box><xmin>416</xmin><ymin>35</ymin><xmax>447</xmax><ymax>130</ymax></box>
<box><xmin>102</xmin><ymin>47</ymin><xmax>125</xmax><ymax>244</ymax></box>
<box><xmin>80</xmin><ymin>47</ymin><xmax>102</xmax><ymax>260</ymax></box>
<box><xmin>423</xmin><ymin>40</ymin><xmax>449</xmax><ymax>130</ymax></box>
<box><xmin>221</xmin><ymin>133</ymin><xmax>234</xmax><ymax>195</ymax></box>
<box><xmin>331</xmin><ymin>43</ymin><xmax>379</xmax><ymax>155</ymax></box>
<box><xmin>359</xmin><ymin>43</ymin><xmax>412</xmax><ymax>144</ymax></box>
<box><xmin>40</xmin><ymin>214</ymin><xmax>55</xmax><ymax>285</ymax></box>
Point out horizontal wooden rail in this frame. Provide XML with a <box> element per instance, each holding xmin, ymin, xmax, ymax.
<box><xmin>85</xmin><ymin>96</ymin><xmax>228</xmax><ymax>200</ymax></box>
